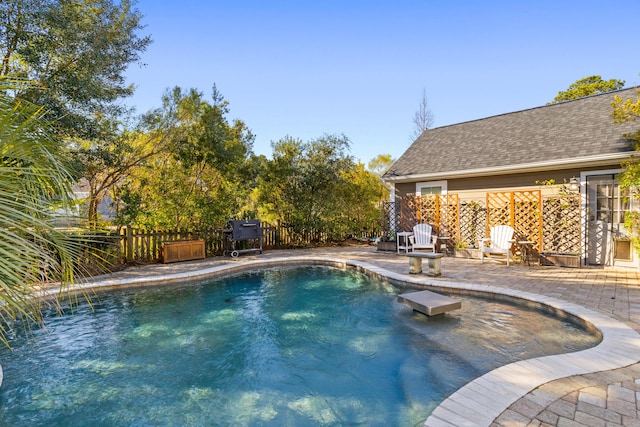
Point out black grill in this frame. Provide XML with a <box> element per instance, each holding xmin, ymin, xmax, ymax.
<box><xmin>223</xmin><ymin>219</ymin><xmax>263</xmax><ymax>257</ymax></box>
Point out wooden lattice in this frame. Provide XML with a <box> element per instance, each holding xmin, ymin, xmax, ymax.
<box><xmin>415</xmin><ymin>194</ymin><xmax>438</xmax><ymax>226</ymax></box>
<box><xmin>542</xmin><ymin>195</ymin><xmax>581</xmax><ymax>254</ymax></box>
<box><xmin>459</xmin><ymin>200</ymin><xmax>486</xmax><ymax>247</ymax></box>
<box><xmin>393</xmin><ymin>190</ymin><xmax>580</xmax><ymax>256</ymax></box>
<box><xmin>513</xmin><ymin>191</ymin><xmax>543</xmax><ymax>247</ymax></box>
<box><xmin>486</xmin><ymin>191</ymin><xmax>542</xmax><ymax>250</ymax></box>
<box><xmin>400</xmin><ymin>195</ymin><xmax>420</xmax><ymax>231</ymax></box>
<box><xmin>399</xmin><ymin>194</ymin><xmax>460</xmax><ymax>247</ymax></box>
<box><xmin>435</xmin><ymin>194</ymin><xmax>460</xmax><ymax>244</ymax></box>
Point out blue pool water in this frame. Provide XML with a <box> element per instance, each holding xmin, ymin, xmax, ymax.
<box><xmin>0</xmin><ymin>266</ymin><xmax>599</xmax><ymax>426</ymax></box>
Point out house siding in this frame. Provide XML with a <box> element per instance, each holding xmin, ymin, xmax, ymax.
<box><xmin>394</xmin><ymin>164</ymin><xmax>622</xmax><ymax>200</ymax></box>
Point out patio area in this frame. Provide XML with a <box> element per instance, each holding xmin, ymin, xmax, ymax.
<box><xmin>77</xmin><ymin>245</ymin><xmax>640</xmax><ymax>427</ymax></box>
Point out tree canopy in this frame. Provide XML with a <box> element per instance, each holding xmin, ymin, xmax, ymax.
<box><xmin>549</xmin><ymin>75</ymin><xmax>625</xmax><ymax>104</ymax></box>
<box><xmin>0</xmin><ymin>2</ymin><xmax>393</xmax><ymax>348</ymax></box>
<box><xmin>613</xmin><ymin>85</ymin><xmax>640</xmax><ymax>250</ymax></box>
<box><xmin>255</xmin><ymin>134</ymin><xmax>387</xmax><ymax>241</ymax></box>
<box><xmin>110</xmin><ymin>86</ymin><xmax>258</xmax><ymax>230</ymax></box>
<box><xmin>0</xmin><ymin>0</ymin><xmax>151</xmax><ymax>138</ymax></box>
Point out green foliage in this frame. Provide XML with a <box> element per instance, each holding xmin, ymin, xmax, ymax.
<box><xmin>0</xmin><ymin>0</ymin><xmax>151</xmax><ymax>138</ymax></box>
<box><xmin>549</xmin><ymin>75</ymin><xmax>625</xmax><ymax>104</ymax></box>
<box><xmin>0</xmin><ymin>80</ymin><xmax>98</xmax><ymax>346</ymax></box>
<box><xmin>367</xmin><ymin>153</ymin><xmax>395</xmax><ymax>176</ymax></box>
<box><xmin>613</xmin><ymin>86</ymin><xmax>640</xmax><ymax>251</ymax></box>
<box><xmin>257</xmin><ymin>134</ymin><xmax>388</xmax><ymax>241</ymax></box>
<box><xmin>113</xmin><ymin>86</ymin><xmax>257</xmax><ymax>230</ymax></box>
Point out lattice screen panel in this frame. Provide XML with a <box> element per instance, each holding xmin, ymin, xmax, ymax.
<box><xmin>459</xmin><ymin>201</ymin><xmax>486</xmax><ymax>246</ymax></box>
<box><xmin>435</xmin><ymin>194</ymin><xmax>460</xmax><ymax>243</ymax></box>
<box><xmin>381</xmin><ymin>201</ymin><xmax>402</xmax><ymax>233</ymax></box>
<box><xmin>416</xmin><ymin>195</ymin><xmax>438</xmax><ymax>226</ymax></box>
<box><xmin>513</xmin><ymin>191</ymin><xmax>542</xmax><ymax>247</ymax></box>
<box><xmin>542</xmin><ymin>195</ymin><xmax>581</xmax><ymax>254</ymax></box>
<box><xmin>485</xmin><ymin>192</ymin><xmax>511</xmax><ymax>231</ymax></box>
<box><xmin>400</xmin><ymin>195</ymin><xmax>420</xmax><ymax>231</ymax></box>
<box><xmin>399</xmin><ymin>194</ymin><xmax>459</xmax><ymax>244</ymax></box>
<box><xmin>394</xmin><ymin>190</ymin><xmax>580</xmax><ymax>255</ymax></box>
<box><xmin>486</xmin><ymin>191</ymin><xmax>542</xmax><ymax>249</ymax></box>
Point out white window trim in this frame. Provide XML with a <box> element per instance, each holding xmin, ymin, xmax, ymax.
<box><xmin>415</xmin><ymin>180</ymin><xmax>447</xmax><ymax>195</ymax></box>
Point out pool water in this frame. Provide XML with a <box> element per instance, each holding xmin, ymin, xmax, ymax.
<box><xmin>0</xmin><ymin>266</ymin><xmax>599</xmax><ymax>426</ymax></box>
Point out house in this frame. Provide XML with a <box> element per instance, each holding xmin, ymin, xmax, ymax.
<box><xmin>383</xmin><ymin>87</ymin><xmax>639</xmax><ymax>269</ymax></box>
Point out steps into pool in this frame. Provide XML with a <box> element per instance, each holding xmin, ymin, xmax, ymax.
<box><xmin>397</xmin><ymin>290</ymin><xmax>461</xmax><ymax>316</ymax></box>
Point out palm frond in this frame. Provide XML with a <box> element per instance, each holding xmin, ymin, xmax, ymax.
<box><xmin>0</xmin><ymin>79</ymin><xmax>98</xmax><ymax>346</ymax></box>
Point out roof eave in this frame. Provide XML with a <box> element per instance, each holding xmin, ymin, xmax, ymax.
<box><xmin>382</xmin><ymin>153</ymin><xmax>633</xmax><ymax>183</ymax></box>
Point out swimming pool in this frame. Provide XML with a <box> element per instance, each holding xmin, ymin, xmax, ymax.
<box><xmin>0</xmin><ymin>266</ymin><xmax>599</xmax><ymax>426</ymax></box>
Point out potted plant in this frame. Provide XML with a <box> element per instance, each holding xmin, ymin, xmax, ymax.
<box><xmin>376</xmin><ymin>231</ymin><xmax>397</xmax><ymax>252</ymax></box>
<box><xmin>452</xmin><ymin>240</ymin><xmax>481</xmax><ymax>259</ymax></box>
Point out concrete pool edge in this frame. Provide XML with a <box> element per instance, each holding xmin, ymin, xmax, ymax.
<box><xmin>49</xmin><ymin>255</ymin><xmax>640</xmax><ymax>427</ymax></box>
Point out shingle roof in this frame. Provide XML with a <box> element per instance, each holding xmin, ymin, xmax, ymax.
<box><xmin>383</xmin><ymin>87</ymin><xmax>639</xmax><ymax>181</ymax></box>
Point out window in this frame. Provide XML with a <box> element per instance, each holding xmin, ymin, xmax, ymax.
<box><xmin>420</xmin><ymin>186</ymin><xmax>442</xmax><ymax>195</ymax></box>
<box><xmin>416</xmin><ymin>181</ymin><xmax>447</xmax><ymax>195</ymax></box>
<box><xmin>594</xmin><ymin>177</ymin><xmax>629</xmax><ymax>224</ymax></box>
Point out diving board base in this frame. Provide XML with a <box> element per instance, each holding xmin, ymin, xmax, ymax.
<box><xmin>397</xmin><ymin>290</ymin><xmax>461</xmax><ymax>316</ymax></box>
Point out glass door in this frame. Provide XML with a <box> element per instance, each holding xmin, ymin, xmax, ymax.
<box><xmin>586</xmin><ymin>175</ymin><xmax>630</xmax><ymax>265</ymax></box>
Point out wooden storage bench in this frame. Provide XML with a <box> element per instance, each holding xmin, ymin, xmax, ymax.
<box><xmin>162</xmin><ymin>240</ymin><xmax>206</xmax><ymax>264</ymax></box>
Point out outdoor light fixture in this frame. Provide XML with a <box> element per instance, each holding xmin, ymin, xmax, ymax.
<box><xmin>568</xmin><ymin>177</ymin><xmax>580</xmax><ymax>192</ymax></box>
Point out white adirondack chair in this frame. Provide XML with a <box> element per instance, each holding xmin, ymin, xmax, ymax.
<box><xmin>409</xmin><ymin>223</ymin><xmax>438</xmax><ymax>252</ymax></box>
<box><xmin>480</xmin><ymin>225</ymin><xmax>515</xmax><ymax>266</ymax></box>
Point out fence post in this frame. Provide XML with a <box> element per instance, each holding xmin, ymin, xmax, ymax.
<box><xmin>126</xmin><ymin>226</ymin><xmax>133</xmax><ymax>263</ymax></box>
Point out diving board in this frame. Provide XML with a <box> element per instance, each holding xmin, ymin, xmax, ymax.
<box><xmin>397</xmin><ymin>290</ymin><xmax>461</xmax><ymax>316</ymax></box>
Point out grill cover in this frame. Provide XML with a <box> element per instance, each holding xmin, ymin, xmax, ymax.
<box><xmin>226</xmin><ymin>220</ymin><xmax>262</xmax><ymax>240</ymax></box>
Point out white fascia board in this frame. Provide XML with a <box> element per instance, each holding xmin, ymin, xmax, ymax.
<box><xmin>382</xmin><ymin>153</ymin><xmax>633</xmax><ymax>183</ymax></box>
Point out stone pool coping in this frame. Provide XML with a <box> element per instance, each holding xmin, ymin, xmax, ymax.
<box><xmin>46</xmin><ymin>255</ymin><xmax>640</xmax><ymax>427</ymax></box>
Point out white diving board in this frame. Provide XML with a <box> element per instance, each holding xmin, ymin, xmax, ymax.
<box><xmin>397</xmin><ymin>290</ymin><xmax>461</xmax><ymax>316</ymax></box>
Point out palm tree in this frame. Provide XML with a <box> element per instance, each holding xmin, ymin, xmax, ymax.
<box><xmin>0</xmin><ymin>81</ymin><xmax>88</xmax><ymax>346</ymax></box>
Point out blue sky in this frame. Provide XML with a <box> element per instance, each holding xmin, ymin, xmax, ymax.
<box><xmin>124</xmin><ymin>0</ymin><xmax>640</xmax><ymax>164</ymax></box>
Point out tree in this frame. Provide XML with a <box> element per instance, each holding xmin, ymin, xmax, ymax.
<box><xmin>0</xmin><ymin>80</ymin><xmax>88</xmax><ymax>345</ymax></box>
<box><xmin>367</xmin><ymin>154</ymin><xmax>395</xmax><ymax>176</ymax></box>
<box><xmin>410</xmin><ymin>88</ymin><xmax>434</xmax><ymax>141</ymax></box>
<box><xmin>113</xmin><ymin>86</ymin><xmax>257</xmax><ymax>230</ymax></box>
<box><xmin>257</xmin><ymin>134</ymin><xmax>386</xmax><ymax>241</ymax></box>
<box><xmin>74</xmin><ymin>127</ymin><xmax>173</xmax><ymax>227</ymax></box>
<box><xmin>612</xmin><ymin>85</ymin><xmax>640</xmax><ymax>250</ymax></box>
<box><xmin>337</xmin><ymin>162</ymin><xmax>389</xmax><ymax>234</ymax></box>
<box><xmin>0</xmin><ymin>0</ymin><xmax>151</xmax><ymax>138</ymax></box>
<box><xmin>549</xmin><ymin>75</ymin><xmax>625</xmax><ymax>104</ymax></box>
<box><xmin>258</xmin><ymin>135</ymin><xmax>354</xmax><ymax>238</ymax></box>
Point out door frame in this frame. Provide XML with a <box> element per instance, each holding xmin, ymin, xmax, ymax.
<box><xmin>580</xmin><ymin>169</ymin><xmax>637</xmax><ymax>268</ymax></box>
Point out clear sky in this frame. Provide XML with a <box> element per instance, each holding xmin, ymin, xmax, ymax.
<box><xmin>124</xmin><ymin>0</ymin><xmax>640</xmax><ymax>164</ymax></box>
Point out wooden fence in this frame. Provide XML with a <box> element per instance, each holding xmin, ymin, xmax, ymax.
<box><xmin>115</xmin><ymin>222</ymin><xmax>384</xmax><ymax>264</ymax></box>
<box><xmin>112</xmin><ymin>192</ymin><xmax>582</xmax><ymax>264</ymax></box>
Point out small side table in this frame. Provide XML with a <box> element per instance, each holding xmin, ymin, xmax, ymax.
<box><xmin>437</xmin><ymin>236</ymin><xmax>450</xmax><ymax>256</ymax></box>
<box><xmin>397</xmin><ymin>232</ymin><xmax>413</xmax><ymax>254</ymax></box>
<box><xmin>518</xmin><ymin>241</ymin><xmax>535</xmax><ymax>265</ymax></box>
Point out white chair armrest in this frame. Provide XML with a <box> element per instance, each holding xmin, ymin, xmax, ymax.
<box><xmin>409</xmin><ymin>236</ymin><xmax>415</xmax><ymax>245</ymax></box>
